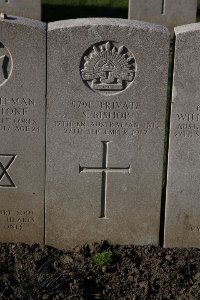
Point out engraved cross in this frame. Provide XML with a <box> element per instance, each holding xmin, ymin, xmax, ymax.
<box><xmin>79</xmin><ymin>141</ymin><xmax>131</xmax><ymax>219</ymax></box>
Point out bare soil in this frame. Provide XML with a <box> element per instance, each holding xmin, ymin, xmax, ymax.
<box><xmin>0</xmin><ymin>241</ymin><xmax>200</xmax><ymax>299</ymax></box>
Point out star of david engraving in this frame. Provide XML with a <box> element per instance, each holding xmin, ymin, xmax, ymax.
<box><xmin>79</xmin><ymin>141</ymin><xmax>131</xmax><ymax>219</ymax></box>
<box><xmin>0</xmin><ymin>154</ymin><xmax>17</xmax><ymax>188</ymax></box>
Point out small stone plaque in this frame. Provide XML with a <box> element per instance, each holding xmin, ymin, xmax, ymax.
<box><xmin>129</xmin><ymin>0</ymin><xmax>197</xmax><ymax>33</ymax></box>
<box><xmin>165</xmin><ymin>23</ymin><xmax>200</xmax><ymax>248</ymax></box>
<box><xmin>0</xmin><ymin>17</ymin><xmax>46</xmax><ymax>245</ymax></box>
<box><xmin>0</xmin><ymin>0</ymin><xmax>41</xmax><ymax>20</ymax></box>
<box><xmin>46</xmin><ymin>18</ymin><xmax>170</xmax><ymax>249</ymax></box>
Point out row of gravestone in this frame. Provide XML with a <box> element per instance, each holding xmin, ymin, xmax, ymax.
<box><xmin>129</xmin><ymin>0</ymin><xmax>198</xmax><ymax>34</ymax></box>
<box><xmin>0</xmin><ymin>0</ymin><xmax>41</xmax><ymax>20</ymax></box>
<box><xmin>0</xmin><ymin>16</ymin><xmax>199</xmax><ymax>250</ymax></box>
<box><xmin>0</xmin><ymin>0</ymin><xmax>198</xmax><ymax>35</ymax></box>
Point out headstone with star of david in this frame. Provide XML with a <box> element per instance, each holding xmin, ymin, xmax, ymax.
<box><xmin>0</xmin><ymin>16</ymin><xmax>46</xmax><ymax>245</ymax></box>
<box><xmin>46</xmin><ymin>18</ymin><xmax>170</xmax><ymax>249</ymax></box>
<box><xmin>165</xmin><ymin>23</ymin><xmax>200</xmax><ymax>248</ymax></box>
<box><xmin>0</xmin><ymin>0</ymin><xmax>41</xmax><ymax>20</ymax></box>
<box><xmin>129</xmin><ymin>0</ymin><xmax>197</xmax><ymax>34</ymax></box>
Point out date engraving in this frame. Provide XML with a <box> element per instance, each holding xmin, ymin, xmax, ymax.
<box><xmin>0</xmin><ymin>210</ymin><xmax>35</xmax><ymax>230</ymax></box>
<box><xmin>54</xmin><ymin>100</ymin><xmax>160</xmax><ymax>137</ymax></box>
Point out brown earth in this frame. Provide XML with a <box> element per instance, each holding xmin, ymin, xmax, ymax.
<box><xmin>0</xmin><ymin>241</ymin><xmax>200</xmax><ymax>299</ymax></box>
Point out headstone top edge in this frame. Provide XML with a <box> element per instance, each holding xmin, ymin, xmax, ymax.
<box><xmin>175</xmin><ymin>23</ymin><xmax>200</xmax><ymax>35</ymax></box>
<box><xmin>48</xmin><ymin>17</ymin><xmax>169</xmax><ymax>35</ymax></box>
<box><xmin>2</xmin><ymin>15</ymin><xmax>46</xmax><ymax>30</ymax></box>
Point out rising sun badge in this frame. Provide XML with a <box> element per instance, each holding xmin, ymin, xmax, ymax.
<box><xmin>80</xmin><ymin>41</ymin><xmax>136</xmax><ymax>95</ymax></box>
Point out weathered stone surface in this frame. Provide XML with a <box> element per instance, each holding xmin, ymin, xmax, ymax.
<box><xmin>0</xmin><ymin>0</ymin><xmax>41</xmax><ymax>20</ymax></box>
<box><xmin>165</xmin><ymin>23</ymin><xmax>200</xmax><ymax>248</ymax></box>
<box><xmin>0</xmin><ymin>17</ymin><xmax>46</xmax><ymax>245</ymax></box>
<box><xmin>46</xmin><ymin>18</ymin><xmax>169</xmax><ymax>249</ymax></box>
<box><xmin>129</xmin><ymin>0</ymin><xmax>197</xmax><ymax>33</ymax></box>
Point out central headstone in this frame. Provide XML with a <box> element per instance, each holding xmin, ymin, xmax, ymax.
<box><xmin>129</xmin><ymin>0</ymin><xmax>197</xmax><ymax>34</ymax></box>
<box><xmin>46</xmin><ymin>18</ymin><xmax>169</xmax><ymax>249</ymax></box>
<box><xmin>0</xmin><ymin>0</ymin><xmax>41</xmax><ymax>20</ymax></box>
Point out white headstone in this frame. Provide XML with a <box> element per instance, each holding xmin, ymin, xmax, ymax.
<box><xmin>165</xmin><ymin>23</ymin><xmax>200</xmax><ymax>248</ymax></box>
<box><xmin>0</xmin><ymin>16</ymin><xmax>46</xmax><ymax>245</ymax></box>
<box><xmin>46</xmin><ymin>18</ymin><xmax>170</xmax><ymax>249</ymax></box>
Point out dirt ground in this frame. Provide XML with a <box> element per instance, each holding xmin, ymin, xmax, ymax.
<box><xmin>0</xmin><ymin>241</ymin><xmax>200</xmax><ymax>299</ymax></box>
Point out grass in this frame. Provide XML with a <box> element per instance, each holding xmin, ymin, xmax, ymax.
<box><xmin>92</xmin><ymin>251</ymin><xmax>114</xmax><ymax>266</ymax></box>
<box><xmin>41</xmin><ymin>0</ymin><xmax>128</xmax><ymax>22</ymax></box>
<box><xmin>92</xmin><ymin>251</ymin><xmax>121</xmax><ymax>266</ymax></box>
<box><xmin>42</xmin><ymin>0</ymin><xmax>128</xmax><ymax>8</ymax></box>
<box><xmin>42</xmin><ymin>0</ymin><xmax>200</xmax><ymax>22</ymax></box>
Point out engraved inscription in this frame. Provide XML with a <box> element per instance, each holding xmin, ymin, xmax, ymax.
<box><xmin>0</xmin><ymin>42</ymin><xmax>13</xmax><ymax>87</ymax></box>
<box><xmin>79</xmin><ymin>141</ymin><xmax>131</xmax><ymax>219</ymax></box>
<box><xmin>174</xmin><ymin>105</ymin><xmax>200</xmax><ymax>138</ymax></box>
<box><xmin>81</xmin><ymin>41</ymin><xmax>136</xmax><ymax>95</ymax></box>
<box><xmin>54</xmin><ymin>99</ymin><xmax>161</xmax><ymax>137</ymax></box>
<box><xmin>0</xmin><ymin>209</ymin><xmax>35</xmax><ymax>230</ymax></box>
<box><xmin>186</xmin><ymin>225</ymin><xmax>200</xmax><ymax>233</ymax></box>
<box><xmin>0</xmin><ymin>154</ymin><xmax>16</xmax><ymax>187</ymax></box>
<box><xmin>0</xmin><ymin>97</ymin><xmax>41</xmax><ymax>134</ymax></box>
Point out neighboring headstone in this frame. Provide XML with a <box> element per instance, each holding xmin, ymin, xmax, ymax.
<box><xmin>0</xmin><ymin>16</ymin><xmax>46</xmax><ymax>245</ymax></box>
<box><xmin>165</xmin><ymin>23</ymin><xmax>200</xmax><ymax>248</ymax></box>
<box><xmin>0</xmin><ymin>0</ymin><xmax>41</xmax><ymax>20</ymax></box>
<box><xmin>46</xmin><ymin>18</ymin><xmax>170</xmax><ymax>249</ymax></box>
<box><xmin>129</xmin><ymin>0</ymin><xmax>197</xmax><ymax>34</ymax></box>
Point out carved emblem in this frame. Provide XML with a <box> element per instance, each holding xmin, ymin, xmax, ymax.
<box><xmin>0</xmin><ymin>42</ymin><xmax>13</xmax><ymax>87</ymax></box>
<box><xmin>81</xmin><ymin>41</ymin><xmax>136</xmax><ymax>94</ymax></box>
